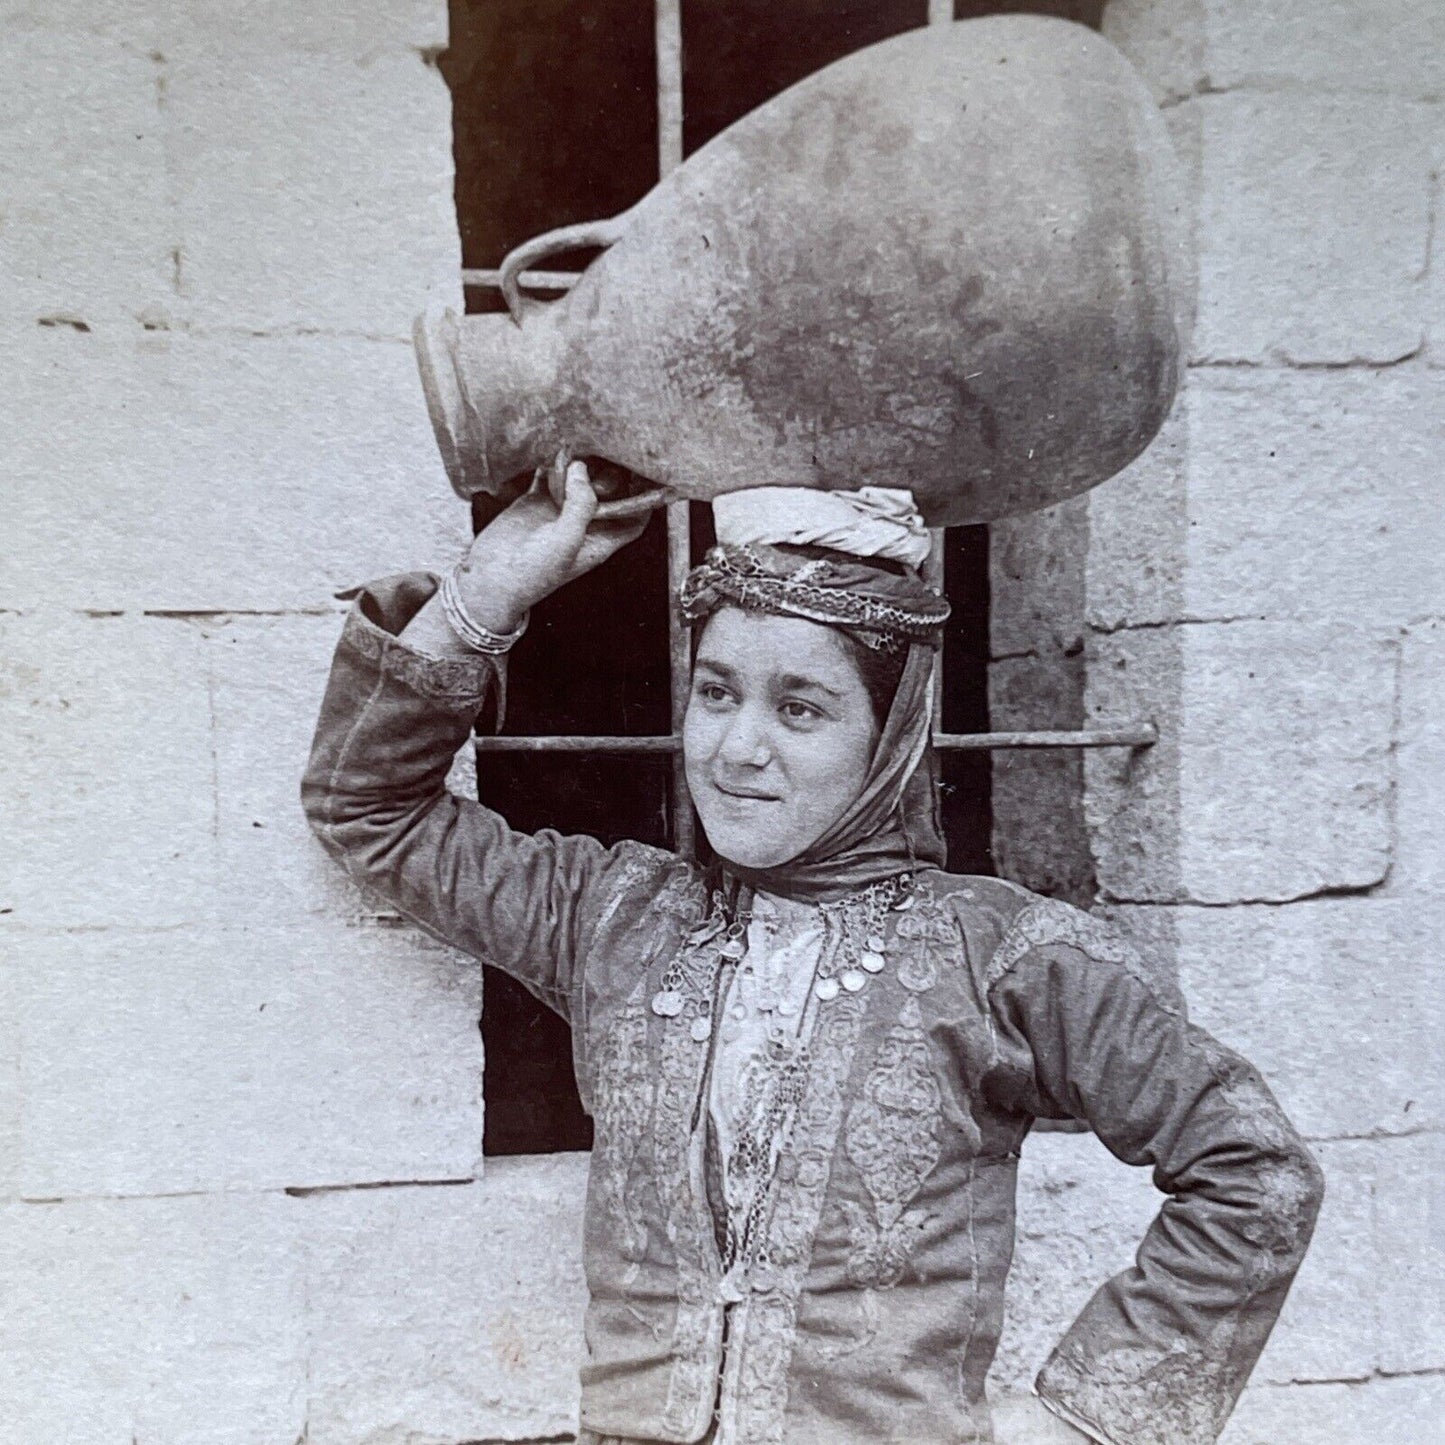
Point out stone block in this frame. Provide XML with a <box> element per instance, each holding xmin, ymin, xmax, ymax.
<box><xmin>207</xmin><ymin>0</ymin><xmax>449</xmax><ymax>53</ymax></box>
<box><xmin>0</xmin><ymin>32</ymin><xmax>172</xmax><ymax>327</ymax></box>
<box><xmin>2</xmin><ymin>0</ymin><xmax>448</xmax><ymax>53</ymax></box>
<box><xmin>990</xmin><ymin>494</ymin><xmax>1088</xmax><ymax>660</ymax></box>
<box><xmin>0</xmin><ymin>327</ymin><xmax>470</xmax><ymax>612</ymax></box>
<box><xmin>302</xmin><ymin>1156</ymin><xmax>591</xmax><ymax>1444</ymax></box>
<box><xmin>205</xmin><ymin>612</ymin><xmax>377</xmax><ymax>925</ymax></box>
<box><xmin>205</xmin><ymin>611</ymin><xmax>482</xmax><ymax>927</ymax></box>
<box><xmin>1085</xmin><ymin>384</ymin><xmax>1190</xmax><ymax>632</ymax></box>
<box><xmin>12</xmin><ymin>924</ymin><xmax>483</xmax><ymax>1198</ymax></box>
<box><xmin>991</xmin><ymin>1130</ymin><xmax>1160</xmax><ymax>1392</ymax></box>
<box><xmin>1374</xmin><ymin>1132</ymin><xmax>1445</xmax><ymax>1375</ymax></box>
<box><xmin>1119</xmin><ymin>900</ymin><xmax>1444</xmax><ymax>1140</ymax></box>
<box><xmin>989</xmin><ymin>653</ymin><xmax>1095</xmax><ymax>908</ymax></box>
<box><xmin>1395</xmin><ymin>620</ymin><xmax>1445</xmax><ymax>897</ymax></box>
<box><xmin>1084</xmin><ymin>626</ymin><xmax>1185</xmax><ymax>903</ymax></box>
<box><xmin>1169</xmin><ymin>622</ymin><xmax>1395</xmax><ymax>903</ymax></box>
<box><xmin>1086</xmin><ymin>622</ymin><xmax>1395</xmax><ymax>904</ymax></box>
<box><xmin>1432</xmin><ymin>140</ymin><xmax>1445</xmax><ymax>368</ymax></box>
<box><xmin>0</xmin><ymin>962</ymin><xmax>18</xmax><ymax>1199</ymax></box>
<box><xmin>1103</xmin><ymin>0</ymin><xmax>1206</xmax><ymax>106</ymax></box>
<box><xmin>1222</xmin><ymin>1374</ymin><xmax>1445</xmax><ymax>1444</ymax></box>
<box><xmin>1206</xmin><ymin>370</ymin><xmax>1439</xmax><ymax>627</ymax></box>
<box><xmin>1205</xmin><ymin>0</ymin><xmax>1445</xmax><ymax>99</ymax></box>
<box><xmin>168</xmin><ymin>46</ymin><xmax>460</xmax><ymax>338</ymax></box>
<box><xmin>0</xmin><ymin>1192</ymin><xmax>307</xmax><ymax>1444</ymax></box>
<box><xmin>1091</xmin><ymin>370</ymin><xmax>1445</xmax><ymax>630</ymax></box>
<box><xmin>0</xmin><ymin>611</ymin><xmax>216</xmax><ymax>928</ymax></box>
<box><xmin>1195</xmin><ymin>92</ymin><xmax>1431</xmax><ymax>365</ymax></box>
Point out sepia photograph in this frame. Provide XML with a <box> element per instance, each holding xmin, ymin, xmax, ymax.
<box><xmin>1</xmin><ymin>2</ymin><xmax>1441</xmax><ymax>1442</ymax></box>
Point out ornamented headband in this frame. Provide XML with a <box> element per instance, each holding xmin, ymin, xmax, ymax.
<box><xmin>678</xmin><ymin>543</ymin><xmax>951</xmax><ymax>652</ymax></box>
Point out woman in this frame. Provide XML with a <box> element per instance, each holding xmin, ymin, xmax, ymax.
<box><xmin>303</xmin><ymin>462</ymin><xmax>1322</xmax><ymax>1445</ymax></box>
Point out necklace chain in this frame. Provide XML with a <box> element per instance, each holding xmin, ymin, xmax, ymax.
<box><xmin>651</xmin><ymin>873</ymin><xmax>918</xmax><ymax>1297</ymax></box>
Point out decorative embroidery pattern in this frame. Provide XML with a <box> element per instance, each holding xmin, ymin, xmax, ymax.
<box><xmin>841</xmin><ymin>994</ymin><xmax>943</xmax><ymax>1289</ymax></box>
<box><xmin>590</xmin><ymin>993</ymin><xmax>654</xmax><ymax>1265</ymax></box>
<box><xmin>1192</xmin><ymin>1030</ymin><xmax>1322</xmax><ymax>1265</ymax></box>
<box><xmin>650</xmin><ymin>859</ymin><xmax>709</xmax><ymax>928</ymax></box>
<box><xmin>592</xmin><ymin>845</ymin><xmax>685</xmax><ymax>940</ymax></box>
<box><xmin>891</xmin><ymin>880</ymin><xmax>959</xmax><ymax>994</ymax></box>
<box><xmin>344</xmin><ymin>608</ymin><xmax>499</xmax><ymax>703</ymax></box>
<box><xmin>1041</xmin><ymin>1329</ymin><xmax>1237</xmax><ymax>1445</ymax></box>
<box><xmin>576</xmin><ymin>851</ymin><xmax>696</xmax><ymax>1106</ymax></box>
<box><xmin>722</xmin><ymin>991</ymin><xmax>871</xmax><ymax>1445</ymax></box>
<box><xmin>651</xmin><ymin>930</ymin><xmax>726</xmax><ymax>1441</ymax></box>
<box><xmin>985</xmin><ymin>897</ymin><xmax>1177</xmax><ymax>1015</ymax></box>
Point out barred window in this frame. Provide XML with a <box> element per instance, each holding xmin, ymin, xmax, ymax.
<box><xmin>442</xmin><ymin>0</ymin><xmax>1105</xmax><ymax>1155</ymax></box>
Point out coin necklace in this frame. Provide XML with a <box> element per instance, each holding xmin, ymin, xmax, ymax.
<box><xmin>651</xmin><ymin>889</ymin><xmax>752</xmax><ymax>1042</ymax></box>
<box><xmin>810</xmin><ymin>873</ymin><xmax>913</xmax><ymax>1002</ymax></box>
<box><xmin>714</xmin><ymin>872</ymin><xmax>914</xmax><ymax>1296</ymax></box>
<box><xmin>650</xmin><ymin>873</ymin><xmax>915</xmax><ymax>1038</ymax></box>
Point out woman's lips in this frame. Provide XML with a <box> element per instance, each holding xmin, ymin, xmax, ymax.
<box><xmin>711</xmin><ymin>781</ymin><xmax>781</xmax><ymax>803</ymax></box>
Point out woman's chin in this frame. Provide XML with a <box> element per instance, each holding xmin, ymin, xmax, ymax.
<box><xmin>698</xmin><ymin>818</ymin><xmax>800</xmax><ymax>871</ymax></box>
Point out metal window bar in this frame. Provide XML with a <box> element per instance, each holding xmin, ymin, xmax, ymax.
<box><xmin>474</xmin><ymin>725</ymin><xmax>1159</xmax><ymax>754</ymax></box>
<box><xmin>462</xmin><ymin>0</ymin><xmax>1157</xmax><ymax>851</ymax></box>
<box><xmin>656</xmin><ymin>0</ymin><xmax>694</xmax><ymax>857</ymax></box>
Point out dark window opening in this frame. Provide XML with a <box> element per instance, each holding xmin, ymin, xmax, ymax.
<box><xmin>443</xmin><ymin>0</ymin><xmax>1102</xmax><ymax>1156</ymax></box>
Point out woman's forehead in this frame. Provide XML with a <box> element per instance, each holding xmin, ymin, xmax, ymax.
<box><xmin>693</xmin><ymin>608</ymin><xmax>859</xmax><ymax>687</ymax></box>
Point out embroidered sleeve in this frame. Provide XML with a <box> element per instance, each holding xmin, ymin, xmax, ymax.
<box><xmin>301</xmin><ymin>572</ymin><xmax>656</xmax><ymax>1019</ymax></box>
<box><xmin>984</xmin><ymin>901</ymin><xmax>1325</xmax><ymax>1445</ymax></box>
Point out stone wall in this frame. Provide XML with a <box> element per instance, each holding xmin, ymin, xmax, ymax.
<box><xmin>993</xmin><ymin>0</ymin><xmax>1445</xmax><ymax>1436</ymax></box>
<box><xmin>4</xmin><ymin>1</ymin><xmax>1441</xmax><ymax>1441</ymax></box>
<box><xmin>0</xmin><ymin>3</ymin><xmax>529</xmax><ymax>1439</ymax></box>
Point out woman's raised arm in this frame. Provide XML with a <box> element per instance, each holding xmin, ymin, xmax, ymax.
<box><xmin>300</xmin><ymin>461</ymin><xmax>650</xmax><ymax>1018</ymax></box>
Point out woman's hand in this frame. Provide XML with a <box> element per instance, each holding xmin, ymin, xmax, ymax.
<box><xmin>398</xmin><ymin>454</ymin><xmax>649</xmax><ymax>662</ymax></box>
<box><xmin>454</xmin><ymin>454</ymin><xmax>650</xmax><ymax>633</ymax></box>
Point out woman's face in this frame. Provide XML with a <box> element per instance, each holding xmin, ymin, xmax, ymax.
<box><xmin>684</xmin><ymin>607</ymin><xmax>879</xmax><ymax>869</ymax></box>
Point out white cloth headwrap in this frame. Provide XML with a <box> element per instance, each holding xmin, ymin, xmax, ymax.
<box><xmin>711</xmin><ymin>486</ymin><xmax>932</xmax><ymax>570</ymax></box>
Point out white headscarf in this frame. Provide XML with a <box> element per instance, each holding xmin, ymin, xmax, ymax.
<box><xmin>711</xmin><ymin>486</ymin><xmax>932</xmax><ymax>570</ymax></box>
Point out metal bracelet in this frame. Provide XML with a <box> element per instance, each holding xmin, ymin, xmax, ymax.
<box><xmin>438</xmin><ymin>567</ymin><xmax>529</xmax><ymax>654</ymax></box>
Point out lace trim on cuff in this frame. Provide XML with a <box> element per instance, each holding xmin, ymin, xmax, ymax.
<box><xmin>342</xmin><ymin>602</ymin><xmax>499</xmax><ymax>705</ymax></box>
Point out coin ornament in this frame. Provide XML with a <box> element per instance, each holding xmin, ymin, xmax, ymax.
<box><xmin>840</xmin><ymin>969</ymin><xmax>867</xmax><ymax>993</ymax></box>
<box><xmin>652</xmin><ymin>897</ymin><xmax>752</xmax><ymax>1031</ymax></box>
<box><xmin>860</xmin><ymin>951</ymin><xmax>886</xmax><ymax>974</ymax></box>
<box><xmin>815</xmin><ymin>976</ymin><xmax>840</xmax><ymax>1001</ymax></box>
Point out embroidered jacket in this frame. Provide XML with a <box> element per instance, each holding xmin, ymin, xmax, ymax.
<box><xmin>302</xmin><ymin>575</ymin><xmax>1324</xmax><ymax>1445</ymax></box>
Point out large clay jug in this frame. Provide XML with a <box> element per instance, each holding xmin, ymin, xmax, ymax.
<box><xmin>416</xmin><ymin>14</ymin><xmax>1191</xmax><ymax>527</ymax></box>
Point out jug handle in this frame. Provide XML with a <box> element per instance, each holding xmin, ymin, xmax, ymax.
<box><xmin>499</xmin><ymin>211</ymin><xmax>633</xmax><ymax>324</ymax></box>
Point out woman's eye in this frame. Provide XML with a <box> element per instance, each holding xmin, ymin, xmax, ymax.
<box><xmin>697</xmin><ymin>682</ymin><xmax>733</xmax><ymax>706</ymax></box>
<box><xmin>779</xmin><ymin>699</ymin><xmax>821</xmax><ymax>725</ymax></box>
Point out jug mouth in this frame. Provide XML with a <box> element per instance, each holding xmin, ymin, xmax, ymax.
<box><xmin>413</xmin><ymin>307</ymin><xmax>478</xmax><ymax>497</ymax></box>
<box><xmin>414</xmin><ymin>306</ymin><xmax>670</xmax><ymax>521</ymax></box>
